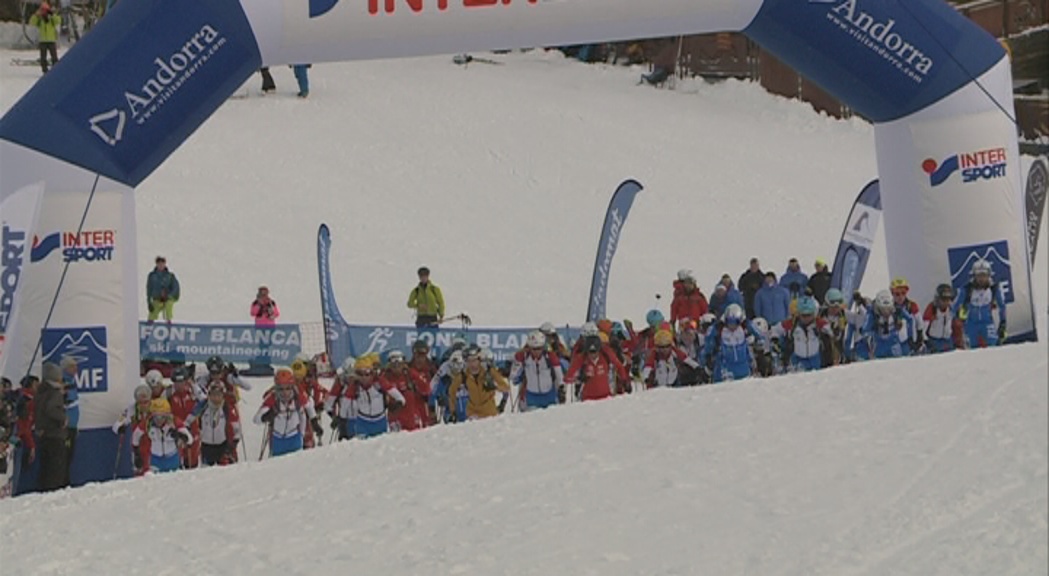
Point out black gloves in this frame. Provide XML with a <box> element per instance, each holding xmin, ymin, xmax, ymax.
<box><xmin>997</xmin><ymin>323</ymin><xmax>1007</xmax><ymax>341</ymax></box>
<box><xmin>132</xmin><ymin>451</ymin><xmax>143</xmax><ymax>471</ymax></box>
<box><xmin>331</xmin><ymin>416</ymin><xmax>343</xmax><ymax>430</ymax></box>
<box><xmin>261</xmin><ymin>410</ymin><xmax>276</xmax><ymax>424</ymax></box>
<box><xmin>225</xmin><ymin>363</ymin><xmax>238</xmax><ymax>377</ymax></box>
<box><xmin>310</xmin><ymin>418</ymin><xmax>323</xmax><ymax>437</ymax></box>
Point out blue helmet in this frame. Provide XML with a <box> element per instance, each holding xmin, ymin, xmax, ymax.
<box><xmin>797</xmin><ymin>296</ymin><xmax>818</xmax><ymax>316</ymax></box>
<box><xmin>645</xmin><ymin>309</ymin><xmax>665</xmax><ymax>328</ymax></box>
<box><xmin>611</xmin><ymin>321</ymin><xmax>628</xmax><ymax>339</ymax></box>
<box><xmin>825</xmin><ymin>288</ymin><xmax>845</xmax><ymax>306</ymax></box>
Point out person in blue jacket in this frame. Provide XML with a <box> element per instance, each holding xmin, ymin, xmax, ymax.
<box><xmin>754</xmin><ymin>272</ymin><xmax>791</xmax><ymax>325</ymax></box>
<box><xmin>701</xmin><ymin>304</ymin><xmax>766</xmax><ymax>383</ymax></box>
<box><xmin>146</xmin><ymin>256</ymin><xmax>180</xmax><ymax>323</ymax></box>
<box><xmin>952</xmin><ymin>259</ymin><xmax>1007</xmax><ymax>348</ymax></box>
<box><xmin>779</xmin><ymin>258</ymin><xmax>809</xmax><ymax>297</ymax></box>
<box><xmin>862</xmin><ymin>290</ymin><xmax>916</xmax><ymax>359</ymax></box>
<box><xmin>59</xmin><ymin>356</ymin><xmax>79</xmax><ymax>486</ymax></box>
<box><xmin>708</xmin><ymin>274</ymin><xmax>744</xmax><ymax>318</ymax></box>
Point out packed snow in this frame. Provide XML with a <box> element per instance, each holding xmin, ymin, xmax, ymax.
<box><xmin>1</xmin><ymin>48</ymin><xmax>1047</xmax><ymax>574</ymax></box>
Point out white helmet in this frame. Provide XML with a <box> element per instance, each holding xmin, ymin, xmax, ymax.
<box><xmin>677</xmin><ymin>269</ymin><xmax>694</xmax><ymax>282</ymax></box>
<box><xmin>387</xmin><ymin>350</ymin><xmax>405</xmax><ymax>364</ymax></box>
<box><xmin>752</xmin><ymin>317</ymin><xmax>769</xmax><ymax>335</ymax></box>
<box><xmin>480</xmin><ymin>347</ymin><xmax>495</xmax><ymax>363</ymax></box>
<box><xmin>527</xmin><ymin>330</ymin><xmax>546</xmax><ymax>349</ymax></box>
<box><xmin>145</xmin><ymin>369</ymin><xmax>164</xmax><ymax>388</ymax></box>
<box><xmin>339</xmin><ymin>356</ymin><xmax>356</xmax><ymax>376</ymax></box>
<box><xmin>448</xmin><ymin>350</ymin><xmax>465</xmax><ymax>373</ymax></box>
<box><xmin>723</xmin><ymin>304</ymin><xmax>745</xmax><ymax>324</ymax></box>
<box><xmin>874</xmin><ymin>290</ymin><xmax>895</xmax><ymax>314</ymax></box>
<box><xmin>539</xmin><ymin>322</ymin><xmax>556</xmax><ymax>335</ymax></box>
<box><xmin>581</xmin><ymin>322</ymin><xmax>599</xmax><ymax>337</ymax></box>
<box><xmin>699</xmin><ymin>313</ymin><xmax>717</xmax><ymax>328</ymax></box>
<box><xmin>294</xmin><ymin>352</ymin><xmax>311</xmax><ymax>364</ymax></box>
<box><xmin>971</xmin><ymin>259</ymin><xmax>993</xmax><ymax>277</ymax></box>
<box><xmin>133</xmin><ymin>384</ymin><xmax>152</xmax><ymax>402</ymax></box>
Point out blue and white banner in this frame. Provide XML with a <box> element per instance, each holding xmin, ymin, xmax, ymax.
<box><xmin>1026</xmin><ymin>158</ymin><xmax>1048</xmax><ymax>266</ymax></box>
<box><xmin>587</xmin><ymin>179</ymin><xmax>643</xmax><ymax>322</ymax></box>
<box><xmin>140</xmin><ymin>322</ymin><xmax>302</xmax><ymax>364</ymax></box>
<box><xmin>335</xmin><ymin>323</ymin><xmax>579</xmax><ymax>367</ymax></box>
<box><xmin>0</xmin><ymin>183</ymin><xmax>44</xmax><ymax>379</ymax></box>
<box><xmin>317</xmin><ymin>223</ymin><xmax>351</xmax><ymax>366</ymax></box>
<box><xmin>830</xmin><ymin>180</ymin><xmax>881</xmax><ymax>306</ymax></box>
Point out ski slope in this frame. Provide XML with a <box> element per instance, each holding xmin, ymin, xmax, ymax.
<box><xmin>2</xmin><ymin>49</ymin><xmax>1048</xmax><ymax>574</ymax></box>
<box><xmin>1</xmin><ymin>346</ymin><xmax>1046</xmax><ymax>575</ymax></box>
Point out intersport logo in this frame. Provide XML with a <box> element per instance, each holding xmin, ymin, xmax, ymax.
<box><xmin>88</xmin><ymin>24</ymin><xmax>228</xmax><ymax>146</ymax></box>
<box><xmin>819</xmin><ymin>0</ymin><xmax>933</xmax><ymax>84</ymax></box>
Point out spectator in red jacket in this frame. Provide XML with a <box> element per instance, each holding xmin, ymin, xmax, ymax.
<box><xmin>670</xmin><ymin>269</ymin><xmax>708</xmax><ymax>325</ymax></box>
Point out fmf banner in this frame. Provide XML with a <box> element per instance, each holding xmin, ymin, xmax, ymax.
<box><xmin>0</xmin><ymin>183</ymin><xmax>44</xmax><ymax>379</ymax></box>
<box><xmin>830</xmin><ymin>180</ymin><xmax>881</xmax><ymax>306</ymax></box>
<box><xmin>587</xmin><ymin>180</ymin><xmax>643</xmax><ymax>323</ymax></box>
<box><xmin>140</xmin><ymin>322</ymin><xmax>303</xmax><ymax>364</ymax></box>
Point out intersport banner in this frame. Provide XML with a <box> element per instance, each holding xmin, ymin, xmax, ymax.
<box><xmin>891</xmin><ymin>107</ymin><xmax>1036</xmax><ymax>342</ymax></box>
<box><xmin>587</xmin><ymin>180</ymin><xmax>643</xmax><ymax>323</ymax></box>
<box><xmin>7</xmin><ymin>186</ymin><xmax>139</xmax><ymax>484</ymax></box>
<box><xmin>830</xmin><ymin>180</ymin><xmax>881</xmax><ymax>306</ymax></box>
<box><xmin>0</xmin><ymin>183</ymin><xmax>44</xmax><ymax>379</ymax></box>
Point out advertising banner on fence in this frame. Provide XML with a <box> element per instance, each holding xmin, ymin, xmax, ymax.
<box><xmin>140</xmin><ymin>322</ymin><xmax>302</xmax><ymax>364</ymax></box>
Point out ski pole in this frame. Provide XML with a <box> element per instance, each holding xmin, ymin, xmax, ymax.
<box><xmin>258</xmin><ymin>421</ymin><xmax>271</xmax><ymax>462</ymax></box>
<box><xmin>112</xmin><ymin>428</ymin><xmax>124</xmax><ymax>478</ymax></box>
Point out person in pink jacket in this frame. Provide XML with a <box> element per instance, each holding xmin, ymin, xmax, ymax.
<box><xmin>251</xmin><ymin>286</ymin><xmax>280</xmax><ymax>327</ymax></box>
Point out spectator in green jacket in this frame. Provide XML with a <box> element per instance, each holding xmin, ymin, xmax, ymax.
<box><xmin>407</xmin><ymin>266</ymin><xmax>444</xmax><ymax>328</ymax></box>
<box><xmin>146</xmin><ymin>256</ymin><xmax>180</xmax><ymax>324</ymax></box>
<box><xmin>29</xmin><ymin>2</ymin><xmax>60</xmax><ymax>74</ymax></box>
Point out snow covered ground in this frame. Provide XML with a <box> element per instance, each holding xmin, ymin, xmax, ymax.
<box><xmin>1</xmin><ymin>49</ymin><xmax>1047</xmax><ymax>574</ymax></box>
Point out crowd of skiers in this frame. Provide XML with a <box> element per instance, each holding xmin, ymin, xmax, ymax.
<box><xmin>2</xmin><ymin>255</ymin><xmax>1007</xmax><ymax>481</ymax></box>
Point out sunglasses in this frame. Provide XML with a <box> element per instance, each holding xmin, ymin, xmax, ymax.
<box><xmin>891</xmin><ymin>289</ymin><xmax>907</xmax><ymax>297</ymax></box>
<box><xmin>655</xmin><ymin>344</ymin><xmax>672</xmax><ymax>350</ymax></box>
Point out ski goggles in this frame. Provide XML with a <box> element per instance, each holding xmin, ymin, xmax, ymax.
<box><xmin>207</xmin><ymin>386</ymin><xmax>224</xmax><ymax>397</ymax></box>
<box><xmin>354</xmin><ymin>368</ymin><xmax>375</xmax><ymax>377</ymax></box>
<box><xmin>891</xmin><ymin>288</ymin><xmax>908</xmax><ymax>298</ymax></box>
<box><xmin>798</xmin><ymin>313</ymin><xmax>816</xmax><ymax>321</ymax></box>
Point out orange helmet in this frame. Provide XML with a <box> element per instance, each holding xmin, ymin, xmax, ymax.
<box><xmin>596</xmin><ymin>319</ymin><xmax>613</xmax><ymax>335</ymax></box>
<box><xmin>274</xmin><ymin>368</ymin><xmax>296</xmax><ymax>387</ymax></box>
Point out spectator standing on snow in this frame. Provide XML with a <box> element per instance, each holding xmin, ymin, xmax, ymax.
<box><xmin>708</xmin><ymin>274</ymin><xmax>743</xmax><ymax>318</ymax></box>
<box><xmin>738</xmin><ymin>258</ymin><xmax>765</xmax><ymax>319</ymax></box>
<box><xmin>29</xmin><ymin>3</ymin><xmax>60</xmax><ymax>74</ymax></box>
<box><xmin>35</xmin><ymin>363</ymin><xmax>67</xmax><ymax>492</ymax></box>
<box><xmin>407</xmin><ymin>267</ymin><xmax>444</xmax><ymax>328</ymax></box>
<box><xmin>59</xmin><ymin>356</ymin><xmax>79</xmax><ymax>486</ymax></box>
<box><xmin>808</xmin><ymin>258</ymin><xmax>832</xmax><ymax>305</ymax></box>
<box><xmin>260</xmin><ymin>67</ymin><xmax>276</xmax><ymax>94</ymax></box>
<box><xmin>754</xmin><ymin>271</ymin><xmax>791</xmax><ymax>325</ymax></box>
<box><xmin>779</xmin><ymin>258</ymin><xmax>808</xmax><ymax>298</ymax></box>
<box><xmin>292</xmin><ymin>64</ymin><xmax>311</xmax><ymax>98</ymax></box>
<box><xmin>146</xmin><ymin>256</ymin><xmax>180</xmax><ymax>324</ymax></box>
<box><xmin>251</xmin><ymin>286</ymin><xmax>280</xmax><ymax>327</ymax></box>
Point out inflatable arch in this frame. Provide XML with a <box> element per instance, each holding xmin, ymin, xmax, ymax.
<box><xmin>0</xmin><ymin>0</ymin><xmax>1036</xmax><ymax>485</ymax></box>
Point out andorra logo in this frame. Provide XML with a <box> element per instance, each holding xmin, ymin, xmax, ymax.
<box><xmin>88</xmin><ymin>109</ymin><xmax>126</xmax><ymax>146</ymax></box>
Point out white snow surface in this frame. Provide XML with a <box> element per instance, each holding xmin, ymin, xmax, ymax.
<box><xmin>2</xmin><ymin>50</ymin><xmax>1048</xmax><ymax>574</ymax></box>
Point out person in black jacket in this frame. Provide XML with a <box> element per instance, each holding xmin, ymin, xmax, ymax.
<box><xmin>738</xmin><ymin>258</ymin><xmax>765</xmax><ymax>319</ymax></box>
<box><xmin>35</xmin><ymin>363</ymin><xmax>68</xmax><ymax>492</ymax></box>
<box><xmin>809</xmin><ymin>258</ymin><xmax>833</xmax><ymax>305</ymax></box>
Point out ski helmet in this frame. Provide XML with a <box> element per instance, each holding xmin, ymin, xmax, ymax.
<box><xmin>448</xmin><ymin>351</ymin><xmax>465</xmax><ymax>373</ymax></box>
<box><xmin>463</xmin><ymin>345</ymin><xmax>482</xmax><ymax>361</ymax></box>
<box><xmin>387</xmin><ymin>350</ymin><xmax>405</xmax><ymax>364</ymax></box>
<box><xmin>412</xmin><ymin>340</ymin><xmax>430</xmax><ymax>354</ymax></box>
<box><xmin>825</xmin><ymin>288</ymin><xmax>845</xmax><ymax>306</ymax></box>
<box><xmin>149</xmin><ymin>398</ymin><xmax>172</xmax><ymax>416</ymax></box>
<box><xmin>274</xmin><ymin>368</ymin><xmax>296</xmax><ymax>386</ymax></box>
<box><xmin>890</xmin><ymin>277</ymin><xmax>909</xmax><ymax>292</ymax></box>
<box><xmin>723</xmin><ymin>304</ymin><xmax>745</xmax><ymax>325</ymax></box>
<box><xmin>539</xmin><ymin>322</ymin><xmax>556</xmax><ymax>336</ymax></box>
<box><xmin>611</xmin><ymin>321</ymin><xmax>628</xmax><ymax>339</ymax></box>
<box><xmin>171</xmin><ymin>366</ymin><xmax>189</xmax><ymax>383</ymax></box>
<box><xmin>699</xmin><ymin>313</ymin><xmax>717</xmax><ymax>330</ymax></box>
<box><xmin>654</xmin><ymin>329</ymin><xmax>673</xmax><ymax>347</ymax></box>
<box><xmin>874</xmin><ymin>290</ymin><xmax>895</xmax><ymax>315</ymax></box>
<box><xmin>340</xmin><ymin>356</ymin><xmax>356</xmax><ymax>375</ymax></box>
<box><xmin>480</xmin><ymin>347</ymin><xmax>495</xmax><ymax>364</ymax></box>
<box><xmin>527</xmin><ymin>330</ymin><xmax>546</xmax><ymax>349</ymax></box>
<box><xmin>451</xmin><ymin>337</ymin><xmax>468</xmax><ymax>350</ymax></box>
<box><xmin>797</xmin><ymin>297</ymin><xmax>818</xmax><ymax>316</ymax></box>
<box><xmin>645</xmin><ymin>309</ymin><xmax>665</xmax><ymax>328</ymax></box>
<box><xmin>581</xmin><ymin>322</ymin><xmax>599</xmax><ymax>338</ymax></box>
<box><xmin>752</xmin><ymin>317</ymin><xmax>769</xmax><ymax>335</ymax></box>
<box><xmin>596</xmin><ymin>319</ymin><xmax>613</xmax><ymax>335</ymax></box>
<box><xmin>355</xmin><ymin>353</ymin><xmax>380</xmax><ymax>373</ymax></box>
<box><xmin>206</xmin><ymin>355</ymin><xmax>224</xmax><ymax>374</ymax></box>
<box><xmin>971</xmin><ymin>259</ymin><xmax>993</xmax><ymax>277</ymax></box>
<box><xmin>294</xmin><ymin>352</ymin><xmax>311</xmax><ymax>365</ymax></box>
<box><xmin>145</xmin><ymin>369</ymin><xmax>164</xmax><ymax>388</ymax></box>
<box><xmin>936</xmin><ymin>283</ymin><xmax>955</xmax><ymax>301</ymax></box>
<box><xmin>291</xmin><ymin>358</ymin><xmax>309</xmax><ymax>379</ymax></box>
<box><xmin>133</xmin><ymin>385</ymin><xmax>152</xmax><ymax>402</ymax></box>
<box><xmin>677</xmin><ymin>269</ymin><xmax>694</xmax><ymax>282</ymax></box>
